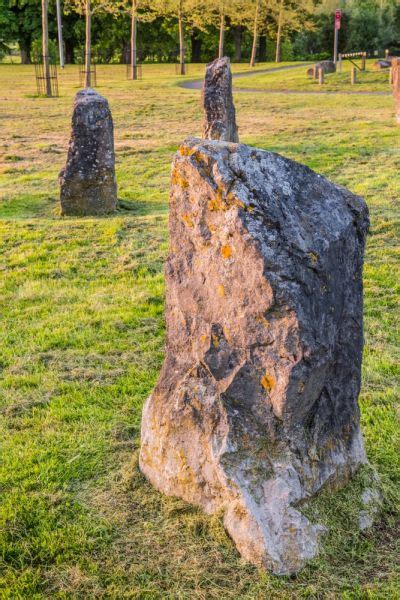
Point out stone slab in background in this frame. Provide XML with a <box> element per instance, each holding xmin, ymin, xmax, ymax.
<box><xmin>140</xmin><ymin>137</ymin><xmax>369</xmax><ymax>574</ymax></box>
<box><xmin>202</xmin><ymin>57</ymin><xmax>239</xmax><ymax>143</ymax></box>
<box><xmin>307</xmin><ymin>60</ymin><xmax>336</xmax><ymax>77</ymax></box>
<box><xmin>60</xmin><ymin>88</ymin><xmax>117</xmax><ymax>216</ymax></box>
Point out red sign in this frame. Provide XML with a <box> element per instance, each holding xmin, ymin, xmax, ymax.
<box><xmin>335</xmin><ymin>9</ymin><xmax>342</xmax><ymax>30</ymax></box>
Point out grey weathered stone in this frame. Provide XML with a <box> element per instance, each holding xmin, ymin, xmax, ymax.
<box><xmin>202</xmin><ymin>57</ymin><xmax>239</xmax><ymax>143</ymax></box>
<box><xmin>60</xmin><ymin>88</ymin><xmax>117</xmax><ymax>216</ymax></box>
<box><xmin>140</xmin><ymin>137</ymin><xmax>369</xmax><ymax>574</ymax></box>
<box><xmin>307</xmin><ymin>60</ymin><xmax>336</xmax><ymax>77</ymax></box>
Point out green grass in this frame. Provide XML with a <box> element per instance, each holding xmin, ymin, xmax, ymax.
<box><xmin>0</xmin><ymin>63</ymin><xmax>399</xmax><ymax>599</ymax></box>
<box><xmin>234</xmin><ymin>59</ymin><xmax>392</xmax><ymax>92</ymax></box>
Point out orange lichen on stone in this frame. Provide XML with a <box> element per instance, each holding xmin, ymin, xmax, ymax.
<box><xmin>261</xmin><ymin>373</ymin><xmax>275</xmax><ymax>393</ymax></box>
<box><xmin>221</xmin><ymin>245</ymin><xmax>232</xmax><ymax>259</ymax></box>
<box><xmin>171</xmin><ymin>167</ymin><xmax>189</xmax><ymax>189</ymax></box>
<box><xmin>217</xmin><ymin>284</ymin><xmax>225</xmax><ymax>297</ymax></box>
<box><xmin>179</xmin><ymin>145</ymin><xmax>195</xmax><ymax>157</ymax></box>
<box><xmin>182</xmin><ymin>214</ymin><xmax>194</xmax><ymax>228</ymax></box>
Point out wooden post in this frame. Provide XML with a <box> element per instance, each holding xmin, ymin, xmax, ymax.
<box><xmin>41</xmin><ymin>0</ymin><xmax>52</xmax><ymax>96</ymax></box>
<box><xmin>130</xmin><ymin>0</ymin><xmax>137</xmax><ymax>80</ymax></box>
<box><xmin>312</xmin><ymin>65</ymin><xmax>318</xmax><ymax>79</ymax></box>
<box><xmin>351</xmin><ymin>67</ymin><xmax>357</xmax><ymax>85</ymax></box>
<box><xmin>361</xmin><ymin>53</ymin><xmax>366</xmax><ymax>71</ymax></box>
<box><xmin>338</xmin><ymin>54</ymin><xmax>342</xmax><ymax>73</ymax></box>
<box><xmin>318</xmin><ymin>67</ymin><xmax>324</xmax><ymax>85</ymax></box>
<box><xmin>390</xmin><ymin>67</ymin><xmax>393</xmax><ymax>86</ymax></box>
<box><xmin>85</xmin><ymin>0</ymin><xmax>91</xmax><ymax>88</ymax></box>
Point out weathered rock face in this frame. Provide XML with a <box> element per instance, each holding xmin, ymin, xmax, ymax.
<box><xmin>202</xmin><ymin>57</ymin><xmax>239</xmax><ymax>143</ymax></box>
<box><xmin>392</xmin><ymin>58</ymin><xmax>400</xmax><ymax>124</ymax></box>
<box><xmin>60</xmin><ymin>88</ymin><xmax>117</xmax><ymax>216</ymax></box>
<box><xmin>140</xmin><ymin>137</ymin><xmax>369</xmax><ymax>574</ymax></box>
<box><xmin>307</xmin><ymin>60</ymin><xmax>336</xmax><ymax>77</ymax></box>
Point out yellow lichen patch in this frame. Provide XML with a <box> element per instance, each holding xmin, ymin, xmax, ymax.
<box><xmin>171</xmin><ymin>167</ymin><xmax>189</xmax><ymax>189</ymax></box>
<box><xmin>211</xmin><ymin>334</ymin><xmax>219</xmax><ymax>347</ymax></box>
<box><xmin>255</xmin><ymin>314</ymin><xmax>270</xmax><ymax>327</ymax></box>
<box><xmin>181</xmin><ymin>214</ymin><xmax>194</xmax><ymax>228</ymax></box>
<box><xmin>221</xmin><ymin>245</ymin><xmax>232</xmax><ymax>259</ymax></box>
<box><xmin>261</xmin><ymin>373</ymin><xmax>275</xmax><ymax>393</ymax></box>
<box><xmin>217</xmin><ymin>284</ymin><xmax>225</xmax><ymax>298</ymax></box>
<box><xmin>308</xmin><ymin>251</ymin><xmax>319</xmax><ymax>264</ymax></box>
<box><xmin>208</xmin><ymin>223</ymin><xmax>216</xmax><ymax>233</ymax></box>
<box><xmin>200</xmin><ymin>334</ymin><xmax>207</xmax><ymax>344</ymax></box>
<box><xmin>179</xmin><ymin>145</ymin><xmax>195</xmax><ymax>157</ymax></box>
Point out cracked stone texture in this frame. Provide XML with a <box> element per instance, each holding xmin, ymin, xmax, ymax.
<box><xmin>392</xmin><ymin>58</ymin><xmax>400</xmax><ymax>124</ymax></box>
<box><xmin>202</xmin><ymin>57</ymin><xmax>239</xmax><ymax>143</ymax></box>
<box><xmin>60</xmin><ymin>88</ymin><xmax>117</xmax><ymax>216</ymax></box>
<box><xmin>140</xmin><ymin>137</ymin><xmax>369</xmax><ymax>574</ymax></box>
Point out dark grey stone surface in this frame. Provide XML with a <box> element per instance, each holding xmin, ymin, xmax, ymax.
<box><xmin>60</xmin><ymin>88</ymin><xmax>117</xmax><ymax>216</ymax></box>
<box><xmin>202</xmin><ymin>57</ymin><xmax>239</xmax><ymax>143</ymax></box>
<box><xmin>140</xmin><ymin>137</ymin><xmax>369</xmax><ymax>574</ymax></box>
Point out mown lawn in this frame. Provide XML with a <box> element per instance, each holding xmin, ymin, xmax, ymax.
<box><xmin>234</xmin><ymin>59</ymin><xmax>392</xmax><ymax>92</ymax></box>
<box><xmin>0</xmin><ymin>63</ymin><xmax>399</xmax><ymax>599</ymax></box>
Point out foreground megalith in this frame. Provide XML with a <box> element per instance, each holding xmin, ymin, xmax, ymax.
<box><xmin>202</xmin><ymin>57</ymin><xmax>239</xmax><ymax>143</ymax></box>
<box><xmin>140</xmin><ymin>137</ymin><xmax>369</xmax><ymax>574</ymax></box>
<box><xmin>60</xmin><ymin>88</ymin><xmax>117</xmax><ymax>216</ymax></box>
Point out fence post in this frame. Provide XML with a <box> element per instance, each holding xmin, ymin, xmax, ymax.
<box><xmin>390</xmin><ymin>67</ymin><xmax>393</xmax><ymax>86</ymax></box>
<box><xmin>361</xmin><ymin>53</ymin><xmax>366</xmax><ymax>71</ymax></box>
<box><xmin>318</xmin><ymin>67</ymin><xmax>324</xmax><ymax>85</ymax></box>
<box><xmin>351</xmin><ymin>67</ymin><xmax>357</xmax><ymax>85</ymax></box>
<box><xmin>338</xmin><ymin>54</ymin><xmax>342</xmax><ymax>73</ymax></box>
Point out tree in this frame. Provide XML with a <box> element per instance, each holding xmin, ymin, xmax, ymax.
<box><xmin>272</xmin><ymin>0</ymin><xmax>314</xmax><ymax>63</ymax></box>
<box><xmin>0</xmin><ymin>0</ymin><xmax>42</xmax><ymax>63</ymax></box>
<box><xmin>65</xmin><ymin>0</ymin><xmax>122</xmax><ymax>87</ymax></box>
<box><xmin>150</xmin><ymin>0</ymin><xmax>206</xmax><ymax>74</ymax></box>
<box><xmin>41</xmin><ymin>0</ymin><xmax>51</xmax><ymax>95</ymax></box>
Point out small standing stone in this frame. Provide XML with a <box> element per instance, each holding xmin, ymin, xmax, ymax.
<box><xmin>60</xmin><ymin>88</ymin><xmax>117</xmax><ymax>216</ymax></box>
<box><xmin>202</xmin><ymin>57</ymin><xmax>239</xmax><ymax>143</ymax></box>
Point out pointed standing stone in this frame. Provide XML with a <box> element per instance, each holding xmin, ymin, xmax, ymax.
<box><xmin>60</xmin><ymin>88</ymin><xmax>117</xmax><ymax>216</ymax></box>
<box><xmin>202</xmin><ymin>57</ymin><xmax>239</xmax><ymax>143</ymax></box>
<box><xmin>140</xmin><ymin>137</ymin><xmax>369</xmax><ymax>575</ymax></box>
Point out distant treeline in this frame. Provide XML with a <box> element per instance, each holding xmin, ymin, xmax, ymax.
<box><xmin>1</xmin><ymin>0</ymin><xmax>400</xmax><ymax>65</ymax></box>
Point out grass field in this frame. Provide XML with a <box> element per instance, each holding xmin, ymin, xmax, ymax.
<box><xmin>234</xmin><ymin>59</ymin><xmax>392</xmax><ymax>92</ymax></box>
<box><xmin>0</xmin><ymin>62</ymin><xmax>399</xmax><ymax>599</ymax></box>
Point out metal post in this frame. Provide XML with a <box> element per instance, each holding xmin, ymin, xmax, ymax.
<box><xmin>361</xmin><ymin>53</ymin><xmax>366</xmax><ymax>71</ymax></box>
<box><xmin>56</xmin><ymin>0</ymin><xmax>64</xmax><ymax>68</ymax></box>
<box><xmin>334</xmin><ymin>27</ymin><xmax>338</xmax><ymax>64</ymax></box>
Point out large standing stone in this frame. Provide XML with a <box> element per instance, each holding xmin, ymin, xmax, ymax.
<box><xmin>202</xmin><ymin>57</ymin><xmax>239</xmax><ymax>143</ymax></box>
<box><xmin>140</xmin><ymin>137</ymin><xmax>369</xmax><ymax>574</ymax></box>
<box><xmin>392</xmin><ymin>58</ymin><xmax>400</xmax><ymax>124</ymax></box>
<box><xmin>60</xmin><ymin>88</ymin><xmax>117</xmax><ymax>216</ymax></box>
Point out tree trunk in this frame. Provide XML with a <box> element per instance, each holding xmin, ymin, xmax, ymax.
<box><xmin>42</xmin><ymin>0</ymin><xmax>52</xmax><ymax>96</ymax></box>
<box><xmin>275</xmin><ymin>3</ymin><xmax>283</xmax><ymax>63</ymax></box>
<box><xmin>65</xmin><ymin>39</ymin><xmax>75</xmax><ymax>64</ymax></box>
<box><xmin>259</xmin><ymin>34</ymin><xmax>266</xmax><ymax>62</ymax></box>
<box><xmin>20</xmin><ymin>41</ymin><xmax>32</xmax><ymax>64</ymax></box>
<box><xmin>233</xmin><ymin>26</ymin><xmax>242</xmax><ymax>62</ymax></box>
<box><xmin>130</xmin><ymin>0</ymin><xmax>137</xmax><ymax>79</ymax></box>
<box><xmin>178</xmin><ymin>2</ymin><xmax>185</xmax><ymax>75</ymax></box>
<box><xmin>190</xmin><ymin>30</ymin><xmax>202</xmax><ymax>63</ymax></box>
<box><xmin>250</xmin><ymin>0</ymin><xmax>260</xmax><ymax>67</ymax></box>
<box><xmin>218</xmin><ymin>11</ymin><xmax>225</xmax><ymax>59</ymax></box>
<box><xmin>85</xmin><ymin>0</ymin><xmax>91</xmax><ymax>88</ymax></box>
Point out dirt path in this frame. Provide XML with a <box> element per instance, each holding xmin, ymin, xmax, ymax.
<box><xmin>180</xmin><ymin>63</ymin><xmax>391</xmax><ymax>96</ymax></box>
